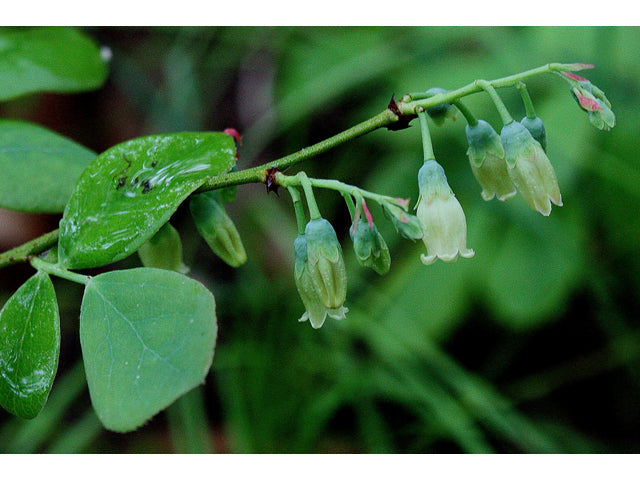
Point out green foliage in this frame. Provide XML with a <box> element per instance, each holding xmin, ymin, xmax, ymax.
<box><xmin>58</xmin><ymin>132</ymin><xmax>236</xmax><ymax>269</ymax></box>
<box><xmin>0</xmin><ymin>119</ymin><xmax>96</xmax><ymax>213</ymax></box>
<box><xmin>1</xmin><ymin>26</ymin><xmax>639</xmax><ymax>454</ymax></box>
<box><xmin>80</xmin><ymin>268</ymin><xmax>217</xmax><ymax>433</ymax></box>
<box><xmin>0</xmin><ymin>27</ymin><xmax>107</xmax><ymax>101</ymax></box>
<box><xmin>0</xmin><ymin>271</ymin><xmax>59</xmax><ymax>419</ymax></box>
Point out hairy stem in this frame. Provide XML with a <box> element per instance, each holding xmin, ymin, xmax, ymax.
<box><xmin>0</xmin><ymin>229</ymin><xmax>59</xmax><ymax>270</ymax></box>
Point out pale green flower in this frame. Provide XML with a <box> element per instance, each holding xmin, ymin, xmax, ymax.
<box><xmin>501</xmin><ymin>121</ymin><xmax>562</xmax><ymax>216</ymax></box>
<box><xmin>294</xmin><ymin>235</ymin><xmax>347</xmax><ymax>329</ymax></box>
<box><xmin>466</xmin><ymin>120</ymin><xmax>517</xmax><ymax>202</ymax></box>
<box><xmin>416</xmin><ymin>160</ymin><xmax>474</xmax><ymax>265</ymax></box>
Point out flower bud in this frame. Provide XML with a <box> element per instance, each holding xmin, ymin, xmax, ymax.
<box><xmin>189</xmin><ymin>190</ymin><xmax>247</xmax><ymax>267</ymax></box>
<box><xmin>350</xmin><ymin>217</ymin><xmax>391</xmax><ymax>275</ymax></box>
<box><xmin>304</xmin><ymin>218</ymin><xmax>348</xmax><ymax>309</ymax></box>
<box><xmin>465</xmin><ymin>120</ymin><xmax>517</xmax><ymax>202</ymax></box>
<box><xmin>520</xmin><ymin>115</ymin><xmax>547</xmax><ymax>152</ymax></box>
<box><xmin>381</xmin><ymin>202</ymin><xmax>423</xmax><ymax>241</ymax></box>
<box><xmin>138</xmin><ymin>222</ymin><xmax>189</xmax><ymax>273</ymax></box>
<box><xmin>562</xmin><ymin>72</ymin><xmax>616</xmax><ymax>131</ymax></box>
<box><xmin>501</xmin><ymin>121</ymin><xmax>562</xmax><ymax>216</ymax></box>
<box><xmin>294</xmin><ymin>234</ymin><xmax>347</xmax><ymax>329</ymax></box>
<box><xmin>425</xmin><ymin>88</ymin><xmax>457</xmax><ymax>126</ymax></box>
<box><xmin>416</xmin><ymin>160</ymin><xmax>474</xmax><ymax>265</ymax></box>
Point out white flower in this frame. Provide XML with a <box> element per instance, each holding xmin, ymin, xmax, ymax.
<box><xmin>416</xmin><ymin>161</ymin><xmax>474</xmax><ymax>265</ymax></box>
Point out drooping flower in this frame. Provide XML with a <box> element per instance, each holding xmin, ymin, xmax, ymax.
<box><xmin>416</xmin><ymin>160</ymin><xmax>474</xmax><ymax>265</ymax></box>
<box><xmin>189</xmin><ymin>190</ymin><xmax>247</xmax><ymax>267</ymax></box>
<box><xmin>465</xmin><ymin>119</ymin><xmax>517</xmax><ymax>202</ymax></box>
<box><xmin>294</xmin><ymin>234</ymin><xmax>347</xmax><ymax>329</ymax></box>
<box><xmin>304</xmin><ymin>218</ymin><xmax>348</xmax><ymax>309</ymax></box>
<box><xmin>501</xmin><ymin>121</ymin><xmax>562</xmax><ymax>216</ymax></box>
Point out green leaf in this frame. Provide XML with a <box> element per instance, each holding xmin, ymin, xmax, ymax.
<box><xmin>0</xmin><ymin>27</ymin><xmax>108</xmax><ymax>101</ymax></box>
<box><xmin>0</xmin><ymin>120</ymin><xmax>96</xmax><ymax>213</ymax></box>
<box><xmin>58</xmin><ymin>132</ymin><xmax>236</xmax><ymax>269</ymax></box>
<box><xmin>0</xmin><ymin>271</ymin><xmax>60</xmax><ymax>419</ymax></box>
<box><xmin>79</xmin><ymin>268</ymin><xmax>217</xmax><ymax>432</ymax></box>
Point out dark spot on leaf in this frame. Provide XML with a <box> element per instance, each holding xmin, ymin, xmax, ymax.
<box><xmin>142</xmin><ymin>180</ymin><xmax>152</xmax><ymax>194</ymax></box>
<box><xmin>116</xmin><ymin>176</ymin><xmax>127</xmax><ymax>189</ymax></box>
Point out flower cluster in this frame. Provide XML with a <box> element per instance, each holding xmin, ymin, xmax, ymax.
<box><xmin>282</xmin><ymin>66</ymin><xmax>615</xmax><ymax>329</ymax></box>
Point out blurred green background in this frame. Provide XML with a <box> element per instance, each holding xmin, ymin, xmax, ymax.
<box><xmin>1</xmin><ymin>26</ymin><xmax>639</xmax><ymax>453</ymax></box>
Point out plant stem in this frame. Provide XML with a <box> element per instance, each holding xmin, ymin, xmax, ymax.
<box><xmin>417</xmin><ymin>109</ymin><xmax>436</xmax><ymax>161</ymax></box>
<box><xmin>0</xmin><ymin>228</ymin><xmax>59</xmax><ymax>269</ymax></box>
<box><xmin>287</xmin><ymin>186</ymin><xmax>307</xmax><ymax>235</ymax></box>
<box><xmin>198</xmin><ymin>108</ymin><xmax>399</xmax><ymax>192</ymax></box>
<box><xmin>298</xmin><ymin>172</ymin><xmax>322</xmax><ymax>220</ymax></box>
<box><xmin>452</xmin><ymin>99</ymin><xmax>478</xmax><ymax>126</ymax></box>
<box><xmin>475</xmin><ymin>80</ymin><xmax>514</xmax><ymax>125</ymax></box>
<box><xmin>30</xmin><ymin>256</ymin><xmax>90</xmax><ymax>285</ymax></box>
<box><xmin>342</xmin><ymin>192</ymin><xmax>357</xmax><ymax>220</ymax></box>
<box><xmin>277</xmin><ymin>173</ymin><xmax>408</xmax><ymax>211</ymax></box>
<box><xmin>517</xmin><ymin>82</ymin><xmax>537</xmax><ymax>119</ymax></box>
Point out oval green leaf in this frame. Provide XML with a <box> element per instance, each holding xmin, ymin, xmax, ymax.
<box><xmin>0</xmin><ymin>271</ymin><xmax>60</xmax><ymax>419</ymax></box>
<box><xmin>0</xmin><ymin>120</ymin><xmax>97</xmax><ymax>213</ymax></box>
<box><xmin>0</xmin><ymin>27</ymin><xmax>108</xmax><ymax>101</ymax></box>
<box><xmin>79</xmin><ymin>268</ymin><xmax>217</xmax><ymax>432</ymax></box>
<box><xmin>58</xmin><ymin>132</ymin><xmax>236</xmax><ymax>269</ymax></box>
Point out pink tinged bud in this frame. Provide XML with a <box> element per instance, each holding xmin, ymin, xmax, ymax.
<box><xmin>572</xmin><ymin>88</ymin><xmax>601</xmax><ymax>111</ymax></box>
<box><xmin>562</xmin><ymin>72</ymin><xmax>589</xmax><ymax>82</ymax></box>
<box><xmin>416</xmin><ymin>161</ymin><xmax>474</xmax><ymax>265</ymax></box>
<box><xmin>361</xmin><ymin>199</ymin><xmax>374</xmax><ymax>228</ymax></box>
<box><xmin>562</xmin><ymin>63</ymin><xmax>595</xmax><ymax>72</ymax></box>
<box><xmin>223</xmin><ymin>128</ymin><xmax>242</xmax><ymax>144</ymax></box>
<box><xmin>501</xmin><ymin>122</ymin><xmax>562</xmax><ymax>216</ymax></box>
<box><xmin>465</xmin><ymin>120</ymin><xmax>517</xmax><ymax>202</ymax></box>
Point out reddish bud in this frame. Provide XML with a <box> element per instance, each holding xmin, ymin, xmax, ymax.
<box><xmin>223</xmin><ymin>128</ymin><xmax>242</xmax><ymax>144</ymax></box>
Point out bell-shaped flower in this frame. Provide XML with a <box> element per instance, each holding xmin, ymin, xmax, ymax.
<box><xmin>350</xmin><ymin>216</ymin><xmax>391</xmax><ymax>275</ymax></box>
<box><xmin>465</xmin><ymin>120</ymin><xmax>517</xmax><ymax>202</ymax></box>
<box><xmin>294</xmin><ymin>234</ymin><xmax>347</xmax><ymax>329</ymax></box>
<box><xmin>416</xmin><ymin>160</ymin><xmax>474</xmax><ymax>265</ymax></box>
<box><xmin>304</xmin><ymin>218</ymin><xmax>348</xmax><ymax>309</ymax></box>
<box><xmin>501</xmin><ymin>121</ymin><xmax>562</xmax><ymax>216</ymax></box>
<box><xmin>189</xmin><ymin>191</ymin><xmax>247</xmax><ymax>267</ymax></box>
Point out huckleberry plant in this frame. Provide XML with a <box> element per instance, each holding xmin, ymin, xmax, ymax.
<box><xmin>0</xmin><ymin>29</ymin><xmax>616</xmax><ymax>434</ymax></box>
